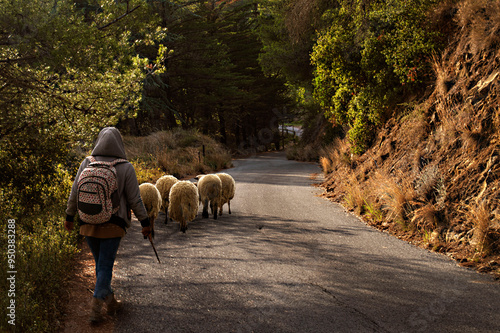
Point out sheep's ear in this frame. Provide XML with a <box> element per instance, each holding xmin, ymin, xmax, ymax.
<box><xmin>195</xmin><ymin>174</ymin><xmax>204</xmax><ymax>180</ymax></box>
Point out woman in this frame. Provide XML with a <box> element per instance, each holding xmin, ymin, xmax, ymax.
<box><xmin>65</xmin><ymin>127</ymin><xmax>152</xmax><ymax>324</ymax></box>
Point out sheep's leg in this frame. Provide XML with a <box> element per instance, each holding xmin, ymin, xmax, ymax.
<box><xmin>213</xmin><ymin>203</ymin><xmax>218</xmax><ymax>220</ymax></box>
<box><xmin>168</xmin><ymin>202</ymin><xmax>173</xmax><ymax>222</ymax></box>
<box><xmin>202</xmin><ymin>199</ymin><xmax>209</xmax><ymax>218</ymax></box>
<box><xmin>164</xmin><ymin>206</ymin><xmax>169</xmax><ymax>224</ymax></box>
<box><xmin>228</xmin><ymin>201</ymin><xmax>231</xmax><ymax>214</ymax></box>
<box><xmin>219</xmin><ymin>204</ymin><xmax>223</xmax><ymax>216</ymax></box>
<box><xmin>180</xmin><ymin>220</ymin><xmax>187</xmax><ymax>233</ymax></box>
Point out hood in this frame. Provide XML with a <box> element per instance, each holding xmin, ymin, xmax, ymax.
<box><xmin>91</xmin><ymin>127</ymin><xmax>127</xmax><ymax>159</ymax></box>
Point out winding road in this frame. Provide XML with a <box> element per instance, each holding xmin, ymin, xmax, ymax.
<box><xmin>114</xmin><ymin>151</ymin><xmax>500</xmax><ymax>332</ymax></box>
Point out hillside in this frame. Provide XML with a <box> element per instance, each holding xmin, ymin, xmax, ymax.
<box><xmin>320</xmin><ymin>1</ymin><xmax>500</xmax><ymax>279</ymax></box>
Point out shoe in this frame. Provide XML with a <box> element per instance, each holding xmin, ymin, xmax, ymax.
<box><xmin>105</xmin><ymin>293</ymin><xmax>122</xmax><ymax>315</ymax></box>
<box><xmin>89</xmin><ymin>297</ymin><xmax>104</xmax><ymax>324</ymax></box>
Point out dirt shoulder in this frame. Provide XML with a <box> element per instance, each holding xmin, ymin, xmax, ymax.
<box><xmin>59</xmin><ymin>240</ymin><xmax>115</xmax><ymax>333</ymax></box>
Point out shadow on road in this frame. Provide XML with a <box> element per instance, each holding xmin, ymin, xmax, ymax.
<box><xmin>115</xmin><ymin>210</ymin><xmax>500</xmax><ymax>333</ymax></box>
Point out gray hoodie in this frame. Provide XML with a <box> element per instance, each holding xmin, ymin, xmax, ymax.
<box><xmin>66</xmin><ymin>127</ymin><xmax>150</xmax><ymax>228</ymax></box>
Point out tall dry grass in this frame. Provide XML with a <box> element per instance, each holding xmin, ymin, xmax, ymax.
<box><xmin>457</xmin><ymin>0</ymin><xmax>500</xmax><ymax>54</ymax></box>
<box><xmin>319</xmin><ymin>138</ymin><xmax>353</xmax><ymax>174</ymax></box>
<box><xmin>343</xmin><ymin>174</ymin><xmax>366</xmax><ymax>215</ymax></box>
<box><xmin>123</xmin><ymin>129</ymin><xmax>232</xmax><ymax>183</ymax></box>
<box><xmin>372</xmin><ymin>172</ymin><xmax>418</xmax><ymax>229</ymax></box>
<box><xmin>466</xmin><ymin>199</ymin><xmax>498</xmax><ymax>256</ymax></box>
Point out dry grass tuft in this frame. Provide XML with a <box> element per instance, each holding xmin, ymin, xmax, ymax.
<box><xmin>415</xmin><ymin>165</ymin><xmax>440</xmax><ymax>201</ymax></box>
<box><xmin>374</xmin><ymin>172</ymin><xmax>417</xmax><ymax>227</ymax></box>
<box><xmin>123</xmin><ymin>129</ymin><xmax>232</xmax><ymax>182</ymax></box>
<box><xmin>466</xmin><ymin>200</ymin><xmax>495</xmax><ymax>256</ymax></box>
<box><xmin>319</xmin><ymin>138</ymin><xmax>353</xmax><ymax>173</ymax></box>
<box><xmin>411</xmin><ymin>203</ymin><xmax>439</xmax><ymax>231</ymax></box>
<box><xmin>344</xmin><ymin>174</ymin><xmax>366</xmax><ymax>215</ymax></box>
<box><xmin>286</xmin><ymin>143</ymin><xmax>319</xmax><ymax>161</ymax></box>
<box><xmin>458</xmin><ymin>0</ymin><xmax>500</xmax><ymax>54</ymax></box>
<box><xmin>319</xmin><ymin>156</ymin><xmax>332</xmax><ymax>175</ymax></box>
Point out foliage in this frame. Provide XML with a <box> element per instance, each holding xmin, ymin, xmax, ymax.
<box><xmin>0</xmin><ymin>165</ymin><xmax>79</xmax><ymax>332</ymax></box>
<box><xmin>0</xmin><ymin>1</ymin><xmax>165</xmax><ymax>331</ymax></box>
<box><xmin>256</xmin><ymin>0</ymin><xmax>335</xmax><ymax>150</ymax></box>
<box><xmin>310</xmin><ymin>0</ymin><xmax>444</xmax><ymax>153</ymax></box>
<box><xmin>257</xmin><ymin>0</ymin><xmax>333</xmax><ymax>84</ymax></box>
<box><xmin>0</xmin><ymin>0</ymin><xmax>166</xmax><ymax>205</ymax></box>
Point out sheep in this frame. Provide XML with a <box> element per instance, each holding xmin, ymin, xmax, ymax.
<box><xmin>168</xmin><ymin>180</ymin><xmax>199</xmax><ymax>233</ymax></box>
<box><xmin>155</xmin><ymin>175</ymin><xmax>179</xmax><ymax>223</ymax></box>
<box><xmin>216</xmin><ymin>173</ymin><xmax>235</xmax><ymax>216</ymax></box>
<box><xmin>197</xmin><ymin>174</ymin><xmax>222</xmax><ymax>219</ymax></box>
<box><xmin>139</xmin><ymin>182</ymin><xmax>161</xmax><ymax>238</ymax></box>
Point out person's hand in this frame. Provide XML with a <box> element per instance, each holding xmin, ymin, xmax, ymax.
<box><xmin>142</xmin><ymin>226</ymin><xmax>152</xmax><ymax>239</ymax></box>
<box><xmin>64</xmin><ymin>221</ymin><xmax>74</xmax><ymax>232</ymax></box>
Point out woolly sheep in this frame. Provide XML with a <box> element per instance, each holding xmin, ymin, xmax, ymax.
<box><xmin>168</xmin><ymin>180</ymin><xmax>199</xmax><ymax>233</ymax></box>
<box><xmin>139</xmin><ymin>182</ymin><xmax>161</xmax><ymax>238</ymax></box>
<box><xmin>197</xmin><ymin>174</ymin><xmax>222</xmax><ymax>219</ymax></box>
<box><xmin>216</xmin><ymin>173</ymin><xmax>235</xmax><ymax>215</ymax></box>
<box><xmin>155</xmin><ymin>175</ymin><xmax>179</xmax><ymax>223</ymax></box>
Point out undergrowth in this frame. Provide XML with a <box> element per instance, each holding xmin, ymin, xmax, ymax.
<box><xmin>123</xmin><ymin>128</ymin><xmax>232</xmax><ymax>183</ymax></box>
<box><xmin>0</xmin><ymin>165</ymin><xmax>79</xmax><ymax>332</ymax></box>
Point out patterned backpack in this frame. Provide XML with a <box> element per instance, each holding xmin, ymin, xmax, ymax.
<box><xmin>77</xmin><ymin>156</ymin><xmax>127</xmax><ymax>224</ymax></box>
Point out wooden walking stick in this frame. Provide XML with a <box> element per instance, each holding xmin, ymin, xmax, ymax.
<box><xmin>148</xmin><ymin>234</ymin><xmax>161</xmax><ymax>263</ymax></box>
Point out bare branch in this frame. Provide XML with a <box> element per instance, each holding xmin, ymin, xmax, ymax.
<box><xmin>97</xmin><ymin>5</ymin><xmax>141</xmax><ymax>30</ymax></box>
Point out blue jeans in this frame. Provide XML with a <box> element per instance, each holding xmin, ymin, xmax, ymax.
<box><xmin>85</xmin><ymin>236</ymin><xmax>121</xmax><ymax>300</ymax></box>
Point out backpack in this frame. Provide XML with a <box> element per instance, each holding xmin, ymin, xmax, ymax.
<box><xmin>77</xmin><ymin>156</ymin><xmax>127</xmax><ymax>224</ymax></box>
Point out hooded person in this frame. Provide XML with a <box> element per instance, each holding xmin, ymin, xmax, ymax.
<box><xmin>65</xmin><ymin>127</ymin><xmax>152</xmax><ymax>324</ymax></box>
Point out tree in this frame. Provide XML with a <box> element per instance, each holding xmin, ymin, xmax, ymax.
<box><xmin>129</xmin><ymin>0</ymin><xmax>289</xmax><ymax>150</ymax></box>
<box><xmin>0</xmin><ymin>0</ymin><xmax>165</xmax><ymax>219</ymax></box>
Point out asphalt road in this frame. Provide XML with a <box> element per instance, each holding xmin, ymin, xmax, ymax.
<box><xmin>114</xmin><ymin>151</ymin><xmax>500</xmax><ymax>333</ymax></box>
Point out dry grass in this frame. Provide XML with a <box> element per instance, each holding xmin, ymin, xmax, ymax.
<box><xmin>375</xmin><ymin>172</ymin><xmax>417</xmax><ymax>227</ymax></box>
<box><xmin>318</xmin><ymin>0</ymin><xmax>500</xmax><ymax>277</ymax></box>
<box><xmin>319</xmin><ymin>138</ymin><xmax>353</xmax><ymax>174</ymax></box>
<box><xmin>343</xmin><ymin>174</ymin><xmax>366</xmax><ymax>215</ymax></box>
<box><xmin>286</xmin><ymin>142</ymin><xmax>319</xmax><ymax>161</ymax></box>
<box><xmin>123</xmin><ymin>129</ymin><xmax>232</xmax><ymax>182</ymax></box>
<box><xmin>319</xmin><ymin>157</ymin><xmax>331</xmax><ymax>175</ymax></box>
<box><xmin>458</xmin><ymin>0</ymin><xmax>500</xmax><ymax>54</ymax></box>
<box><xmin>466</xmin><ymin>199</ymin><xmax>496</xmax><ymax>256</ymax></box>
<box><xmin>411</xmin><ymin>203</ymin><xmax>439</xmax><ymax>231</ymax></box>
<box><xmin>415</xmin><ymin>165</ymin><xmax>440</xmax><ymax>201</ymax></box>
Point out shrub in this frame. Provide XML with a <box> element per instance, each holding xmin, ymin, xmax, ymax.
<box><xmin>312</xmin><ymin>0</ymin><xmax>445</xmax><ymax>153</ymax></box>
<box><xmin>0</xmin><ymin>165</ymin><xmax>79</xmax><ymax>333</ymax></box>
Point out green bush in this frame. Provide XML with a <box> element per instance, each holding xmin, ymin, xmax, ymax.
<box><xmin>311</xmin><ymin>0</ymin><xmax>444</xmax><ymax>153</ymax></box>
<box><xmin>0</xmin><ymin>165</ymin><xmax>79</xmax><ymax>332</ymax></box>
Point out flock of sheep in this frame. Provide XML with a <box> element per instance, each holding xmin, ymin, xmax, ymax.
<box><xmin>138</xmin><ymin>173</ymin><xmax>235</xmax><ymax>235</ymax></box>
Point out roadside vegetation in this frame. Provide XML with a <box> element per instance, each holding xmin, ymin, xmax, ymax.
<box><xmin>276</xmin><ymin>0</ymin><xmax>500</xmax><ymax>278</ymax></box>
<box><xmin>318</xmin><ymin>0</ymin><xmax>500</xmax><ymax>278</ymax></box>
<box><xmin>124</xmin><ymin>129</ymin><xmax>233</xmax><ymax>184</ymax></box>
